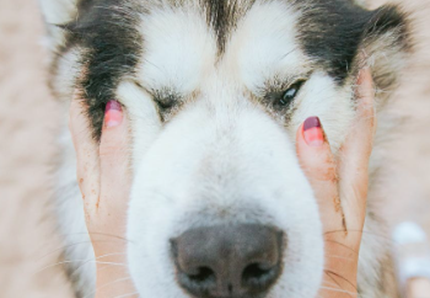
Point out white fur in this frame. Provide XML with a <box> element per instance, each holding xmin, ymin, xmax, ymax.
<box><xmin>55</xmin><ymin>119</ymin><xmax>96</xmax><ymax>295</ymax></box>
<box><xmin>42</xmin><ymin>1</ymin><xmax>406</xmax><ymax>297</ymax></box>
<box><xmin>137</xmin><ymin>7</ymin><xmax>217</xmax><ymax>95</ymax></box>
<box><xmin>126</xmin><ymin>3</ymin><xmax>341</xmax><ymax>297</ymax></box>
<box><xmin>228</xmin><ymin>2</ymin><xmax>306</xmax><ymax>89</ymax></box>
<box><xmin>38</xmin><ymin>0</ymin><xmax>78</xmax><ymax>48</ymax></box>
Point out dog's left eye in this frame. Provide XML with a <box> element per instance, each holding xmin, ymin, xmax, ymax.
<box><xmin>277</xmin><ymin>80</ymin><xmax>305</xmax><ymax>107</ymax></box>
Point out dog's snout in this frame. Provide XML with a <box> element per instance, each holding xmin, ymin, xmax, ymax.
<box><xmin>171</xmin><ymin>224</ymin><xmax>284</xmax><ymax>297</ymax></box>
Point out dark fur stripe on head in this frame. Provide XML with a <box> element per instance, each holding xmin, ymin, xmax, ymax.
<box><xmin>297</xmin><ymin>0</ymin><xmax>410</xmax><ymax>83</ymax></box>
<box><xmin>58</xmin><ymin>0</ymin><xmax>410</xmax><ymax>140</ymax></box>
<box><xmin>201</xmin><ymin>0</ymin><xmax>255</xmax><ymax>54</ymax></box>
<box><xmin>63</xmin><ymin>0</ymin><xmax>144</xmax><ymax>140</ymax></box>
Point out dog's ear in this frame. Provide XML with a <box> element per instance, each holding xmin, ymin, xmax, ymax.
<box><xmin>38</xmin><ymin>0</ymin><xmax>82</xmax><ymax>49</ymax></box>
<box><xmin>353</xmin><ymin>0</ymin><xmax>367</xmax><ymax>8</ymax></box>
<box><xmin>300</xmin><ymin>2</ymin><xmax>411</xmax><ymax>96</ymax></box>
<box><xmin>355</xmin><ymin>4</ymin><xmax>412</xmax><ymax>100</ymax></box>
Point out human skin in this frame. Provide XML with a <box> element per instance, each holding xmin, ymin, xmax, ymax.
<box><xmin>69</xmin><ymin>69</ymin><xmax>375</xmax><ymax>298</ymax></box>
<box><xmin>70</xmin><ymin>99</ymin><xmax>135</xmax><ymax>298</ymax></box>
<box><xmin>298</xmin><ymin>68</ymin><xmax>376</xmax><ymax>297</ymax></box>
<box><xmin>407</xmin><ymin>278</ymin><xmax>430</xmax><ymax>298</ymax></box>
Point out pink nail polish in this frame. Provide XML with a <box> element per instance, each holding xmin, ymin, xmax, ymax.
<box><xmin>303</xmin><ymin>117</ymin><xmax>324</xmax><ymax>147</ymax></box>
<box><xmin>105</xmin><ymin>100</ymin><xmax>123</xmax><ymax>128</ymax></box>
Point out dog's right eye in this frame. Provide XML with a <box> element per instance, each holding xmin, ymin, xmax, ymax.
<box><xmin>154</xmin><ymin>94</ymin><xmax>178</xmax><ymax>112</ymax></box>
<box><xmin>155</xmin><ymin>96</ymin><xmax>176</xmax><ymax>110</ymax></box>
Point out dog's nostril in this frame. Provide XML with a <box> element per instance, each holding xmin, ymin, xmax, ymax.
<box><xmin>243</xmin><ymin>263</ymin><xmax>270</xmax><ymax>281</ymax></box>
<box><xmin>188</xmin><ymin>266</ymin><xmax>215</xmax><ymax>283</ymax></box>
<box><xmin>242</xmin><ymin>262</ymin><xmax>279</xmax><ymax>288</ymax></box>
<box><xmin>177</xmin><ymin>266</ymin><xmax>217</xmax><ymax>296</ymax></box>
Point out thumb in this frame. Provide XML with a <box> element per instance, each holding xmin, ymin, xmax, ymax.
<box><xmin>296</xmin><ymin>117</ymin><xmax>336</xmax><ymax>184</ymax></box>
<box><xmin>98</xmin><ymin>100</ymin><xmax>131</xmax><ymax>214</ymax></box>
<box><xmin>296</xmin><ymin>117</ymin><xmax>343</xmax><ymax>233</ymax></box>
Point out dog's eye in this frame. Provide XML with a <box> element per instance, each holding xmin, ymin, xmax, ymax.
<box><xmin>277</xmin><ymin>80</ymin><xmax>305</xmax><ymax>107</ymax></box>
<box><xmin>155</xmin><ymin>95</ymin><xmax>177</xmax><ymax>111</ymax></box>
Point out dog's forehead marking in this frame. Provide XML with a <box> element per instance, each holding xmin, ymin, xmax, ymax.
<box><xmin>138</xmin><ymin>1</ymin><xmax>305</xmax><ymax>98</ymax></box>
<box><xmin>224</xmin><ymin>2</ymin><xmax>306</xmax><ymax>90</ymax></box>
<box><xmin>138</xmin><ymin>7</ymin><xmax>217</xmax><ymax>94</ymax></box>
<box><xmin>199</xmin><ymin>0</ymin><xmax>257</xmax><ymax>54</ymax></box>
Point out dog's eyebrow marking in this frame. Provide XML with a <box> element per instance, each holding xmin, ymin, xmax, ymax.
<box><xmin>202</xmin><ymin>0</ymin><xmax>256</xmax><ymax>55</ymax></box>
<box><xmin>137</xmin><ymin>6</ymin><xmax>217</xmax><ymax>100</ymax></box>
<box><xmin>64</xmin><ymin>1</ymin><xmax>144</xmax><ymax>141</ymax></box>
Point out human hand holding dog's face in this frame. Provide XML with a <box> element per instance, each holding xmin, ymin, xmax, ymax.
<box><xmin>297</xmin><ymin>68</ymin><xmax>376</xmax><ymax>298</ymax></box>
<box><xmin>69</xmin><ymin>96</ymin><xmax>134</xmax><ymax>297</ymax></box>
<box><xmin>69</xmin><ymin>69</ymin><xmax>374</xmax><ymax>298</ymax></box>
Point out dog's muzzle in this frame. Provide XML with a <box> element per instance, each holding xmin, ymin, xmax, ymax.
<box><xmin>171</xmin><ymin>224</ymin><xmax>284</xmax><ymax>298</ymax></box>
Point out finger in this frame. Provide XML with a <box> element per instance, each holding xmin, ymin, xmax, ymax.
<box><xmin>96</xmin><ymin>101</ymin><xmax>131</xmax><ymax>231</ymax></box>
<box><xmin>69</xmin><ymin>92</ymin><xmax>100</xmax><ymax>210</ymax></box>
<box><xmin>338</xmin><ymin>68</ymin><xmax>376</xmax><ymax>228</ymax></box>
<box><xmin>297</xmin><ymin>118</ymin><xmax>361</xmax><ymax>297</ymax></box>
<box><xmin>296</xmin><ymin>117</ymin><xmax>344</xmax><ymax>234</ymax></box>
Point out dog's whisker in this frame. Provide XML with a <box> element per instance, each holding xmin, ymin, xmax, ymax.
<box><xmin>319</xmin><ymin>286</ymin><xmax>358</xmax><ymax>296</ymax></box>
<box><xmin>35</xmin><ymin>259</ymin><xmax>89</xmax><ymax>275</ymax></box>
<box><xmin>66</xmin><ymin>251</ymin><xmax>130</xmax><ymax>278</ymax></box>
<box><xmin>35</xmin><ymin>254</ymin><xmax>129</xmax><ymax>275</ymax></box>
<box><xmin>83</xmin><ymin>277</ymin><xmax>133</xmax><ymax>298</ymax></box>
<box><xmin>93</xmin><ymin>261</ymin><xmax>128</xmax><ymax>267</ymax></box>
<box><xmin>113</xmin><ymin>292</ymin><xmax>140</xmax><ymax>298</ymax></box>
<box><xmin>39</xmin><ymin>237</ymin><xmax>136</xmax><ymax>260</ymax></box>
<box><xmin>325</xmin><ymin>254</ymin><xmax>355</xmax><ymax>261</ymax></box>
<box><xmin>321</xmin><ymin>280</ymin><xmax>341</xmax><ymax>288</ymax></box>
<box><xmin>39</xmin><ymin>241</ymin><xmax>96</xmax><ymax>260</ymax></box>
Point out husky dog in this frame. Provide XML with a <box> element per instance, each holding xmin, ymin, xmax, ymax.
<box><xmin>39</xmin><ymin>0</ymin><xmax>411</xmax><ymax>297</ymax></box>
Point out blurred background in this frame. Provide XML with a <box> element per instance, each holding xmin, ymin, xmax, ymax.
<box><xmin>0</xmin><ymin>0</ymin><xmax>429</xmax><ymax>297</ymax></box>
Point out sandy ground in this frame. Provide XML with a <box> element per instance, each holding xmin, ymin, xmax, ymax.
<box><xmin>0</xmin><ymin>0</ymin><xmax>429</xmax><ymax>297</ymax></box>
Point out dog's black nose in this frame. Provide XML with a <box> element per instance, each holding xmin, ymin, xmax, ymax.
<box><xmin>171</xmin><ymin>224</ymin><xmax>284</xmax><ymax>298</ymax></box>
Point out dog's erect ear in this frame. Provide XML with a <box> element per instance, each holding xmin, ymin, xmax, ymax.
<box><xmin>357</xmin><ymin>5</ymin><xmax>411</xmax><ymax>99</ymax></box>
<box><xmin>39</xmin><ymin>0</ymin><xmax>79</xmax><ymax>25</ymax></box>
<box><xmin>38</xmin><ymin>0</ymin><xmax>82</xmax><ymax>49</ymax></box>
<box><xmin>300</xmin><ymin>2</ymin><xmax>411</xmax><ymax>98</ymax></box>
<box><xmin>353</xmin><ymin>0</ymin><xmax>367</xmax><ymax>8</ymax></box>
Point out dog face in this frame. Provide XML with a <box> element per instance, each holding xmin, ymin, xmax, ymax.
<box><xmin>40</xmin><ymin>0</ymin><xmax>409</xmax><ymax>297</ymax></box>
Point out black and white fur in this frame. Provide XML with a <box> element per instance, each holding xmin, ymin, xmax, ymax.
<box><xmin>39</xmin><ymin>0</ymin><xmax>412</xmax><ymax>297</ymax></box>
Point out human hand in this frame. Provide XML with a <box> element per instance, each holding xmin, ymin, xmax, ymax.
<box><xmin>69</xmin><ymin>97</ymin><xmax>136</xmax><ymax>297</ymax></box>
<box><xmin>296</xmin><ymin>69</ymin><xmax>376</xmax><ymax>297</ymax></box>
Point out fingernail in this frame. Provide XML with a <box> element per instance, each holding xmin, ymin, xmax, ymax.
<box><xmin>104</xmin><ymin>100</ymin><xmax>123</xmax><ymax>128</ymax></box>
<box><xmin>303</xmin><ymin>117</ymin><xmax>324</xmax><ymax>147</ymax></box>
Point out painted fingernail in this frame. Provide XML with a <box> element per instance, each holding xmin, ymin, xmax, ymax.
<box><xmin>303</xmin><ymin>117</ymin><xmax>324</xmax><ymax>147</ymax></box>
<box><xmin>104</xmin><ymin>100</ymin><xmax>123</xmax><ymax>128</ymax></box>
